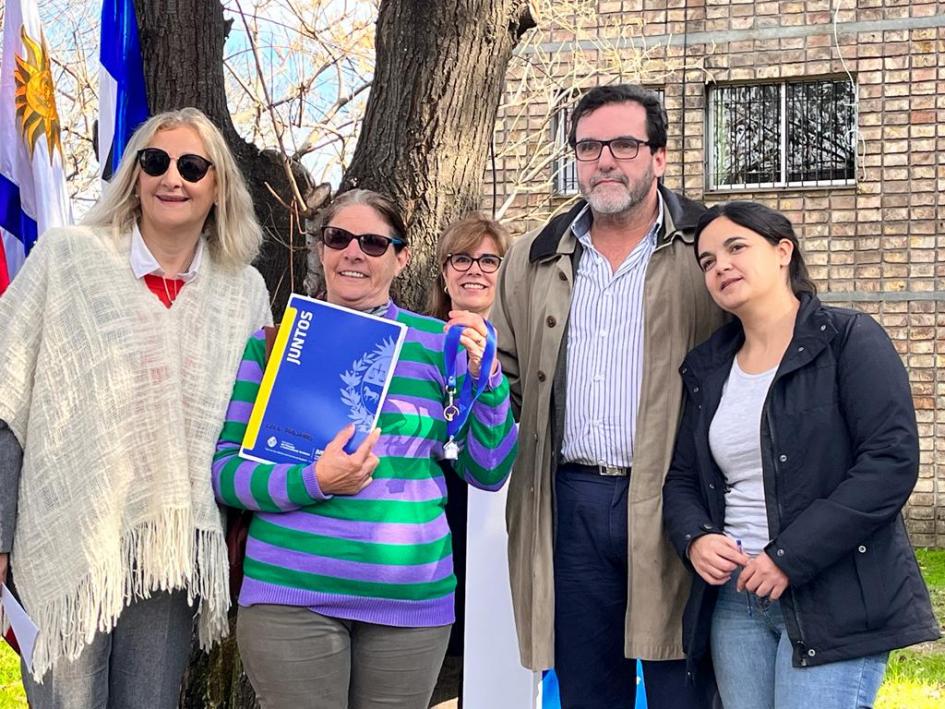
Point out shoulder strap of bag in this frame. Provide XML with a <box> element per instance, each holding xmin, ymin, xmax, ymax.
<box><xmin>263</xmin><ymin>325</ymin><xmax>279</xmax><ymax>363</ymax></box>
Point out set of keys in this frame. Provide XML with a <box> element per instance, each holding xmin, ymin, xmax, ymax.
<box><xmin>443</xmin><ymin>386</ymin><xmax>460</xmax><ymax>460</ymax></box>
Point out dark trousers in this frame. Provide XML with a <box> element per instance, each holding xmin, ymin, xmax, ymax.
<box><xmin>553</xmin><ymin>464</ymin><xmax>715</xmax><ymax>709</ymax></box>
<box><xmin>443</xmin><ymin>464</ymin><xmax>468</xmax><ymax>658</ymax></box>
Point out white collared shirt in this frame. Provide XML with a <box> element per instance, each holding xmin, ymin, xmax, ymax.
<box><xmin>130</xmin><ymin>222</ymin><xmax>205</xmax><ymax>282</ymax></box>
<box><xmin>561</xmin><ymin>195</ymin><xmax>664</xmax><ymax>468</ymax></box>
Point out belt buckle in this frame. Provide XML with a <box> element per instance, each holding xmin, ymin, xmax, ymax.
<box><xmin>597</xmin><ymin>465</ymin><xmax>627</xmax><ymax>477</ymax></box>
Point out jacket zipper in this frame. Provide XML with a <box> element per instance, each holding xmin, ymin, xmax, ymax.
<box><xmin>762</xmin><ymin>397</ymin><xmax>811</xmax><ymax>665</ymax></box>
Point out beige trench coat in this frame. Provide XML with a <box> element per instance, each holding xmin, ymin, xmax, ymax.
<box><xmin>492</xmin><ymin>189</ymin><xmax>726</xmax><ymax>670</ymax></box>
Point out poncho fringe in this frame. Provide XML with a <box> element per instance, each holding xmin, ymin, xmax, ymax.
<box><xmin>29</xmin><ymin>511</ymin><xmax>230</xmax><ymax>678</ymax></box>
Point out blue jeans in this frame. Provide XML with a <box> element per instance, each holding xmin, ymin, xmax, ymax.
<box><xmin>711</xmin><ymin>578</ymin><xmax>888</xmax><ymax>709</ymax></box>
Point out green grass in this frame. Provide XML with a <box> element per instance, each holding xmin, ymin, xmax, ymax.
<box><xmin>0</xmin><ymin>642</ymin><xmax>25</xmax><ymax>708</ymax></box>
<box><xmin>1</xmin><ymin>550</ymin><xmax>943</xmax><ymax>706</ymax></box>
<box><xmin>876</xmin><ymin>548</ymin><xmax>945</xmax><ymax>709</ymax></box>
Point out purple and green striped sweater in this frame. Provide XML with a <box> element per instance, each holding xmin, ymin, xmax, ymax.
<box><xmin>212</xmin><ymin>302</ymin><xmax>517</xmax><ymax>627</ymax></box>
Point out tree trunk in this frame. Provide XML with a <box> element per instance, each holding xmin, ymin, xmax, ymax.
<box><xmin>133</xmin><ymin>1</ymin><xmax>535</xmax><ymax>706</ymax></box>
<box><xmin>336</xmin><ymin>0</ymin><xmax>536</xmax><ymax>312</ymax></box>
<box><xmin>135</xmin><ymin>0</ymin><xmax>308</xmax><ymax>318</ymax></box>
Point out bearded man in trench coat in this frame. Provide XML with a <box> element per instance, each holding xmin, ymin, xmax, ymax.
<box><xmin>491</xmin><ymin>84</ymin><xmax>725</xmax><ymax>708</ymax></box>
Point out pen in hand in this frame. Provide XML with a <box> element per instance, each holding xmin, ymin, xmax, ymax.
<box><xmin>737</xmin><ymin>539</ymin><xmax>752</xmax><ymax>617</ymax></box>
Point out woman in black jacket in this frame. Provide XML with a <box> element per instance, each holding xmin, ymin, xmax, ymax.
<box><xmin>662</xmin><ymin>201</ymin><xmax>939</xmax><ymax>709</ymax></box>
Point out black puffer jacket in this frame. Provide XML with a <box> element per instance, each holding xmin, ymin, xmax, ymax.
<box><xmin>663</xmin><ymin>294</ymin><xmax>940</xmax><ymax>670</ymax></box>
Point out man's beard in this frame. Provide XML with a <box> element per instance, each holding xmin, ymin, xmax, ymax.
<box><xmin>579</xmin><ymin>163</ymin><xmax>654</xmax><ymax>215</ymax></box>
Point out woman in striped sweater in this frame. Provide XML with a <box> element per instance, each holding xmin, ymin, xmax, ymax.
<box><xmin>212</xmin><ymin>189</ymin><xmax>518</xmax><ymax>709</ymax></box>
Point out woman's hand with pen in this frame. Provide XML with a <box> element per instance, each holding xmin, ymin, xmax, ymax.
<box><xmin>688</xmin><ymin>534</ymin><xmax>750</xmax><ymax>585</ymax></box>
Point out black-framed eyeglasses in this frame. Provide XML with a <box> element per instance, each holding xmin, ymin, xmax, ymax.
<box><xmin>137</xmin><ymin>148</ymin><xmax>214</xmax><ymax>183</ymax></box>
<box><xmin>320</xmin><ymin>225</ymin><xmax>405</xmax><ymax>257</ymax></box>
<box><xmin>446</xmin><ymin>253</ymin><xmax>503</xmax><ymax>273</ymax></box>
<box><xmin>574</xmin><ymin>136</ymin><xmax>652</xmax><ymax>162</ymax></box>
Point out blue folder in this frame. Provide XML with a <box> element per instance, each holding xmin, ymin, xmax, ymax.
<box><xmin>240</xmin><ymin>294</ymin><xmax>407</xmax><ymax>465</ymax></box>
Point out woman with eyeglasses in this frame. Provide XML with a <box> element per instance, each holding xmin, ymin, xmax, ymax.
<box><xmin>212</xmin><ymin>190</ymin><xmax>517</xmax><ymax>709</ymax></box>
<box><xmin>424</xmin><ymin>213</ymin><xmax>510</xmax><ymax>697</ymax></box>
<box><xmin>0</xmin><ymin>108</ymin><xmax>271</xmax><ymax>707</ymax></box>
<box><xmin>661</xmin><ymin>202</ymin><xmax>939</xmax><ymax>709</ymax></box>
<box><xmin>426</xmin><ymin>212</ymin><xmax>509</xmax><ymax>321</ymax></box>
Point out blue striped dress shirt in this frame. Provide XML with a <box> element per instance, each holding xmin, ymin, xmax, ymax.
<box><xmin>561</xmin><ymin>196</ymin><xmax>664</xmax><ymax>468</ymax></box>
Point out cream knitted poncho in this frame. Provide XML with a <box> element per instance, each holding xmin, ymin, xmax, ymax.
<box><xmin>0</xmin><ymin>226</ymin><xmax>271</xmax><ymax>678</ymax></box>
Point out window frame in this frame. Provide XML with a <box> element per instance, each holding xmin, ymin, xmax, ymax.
<box><xmin>552</xmin><ymin>101</ymin><xmax>579</xmax><ymax>196</ymax></box>
<box><xmin>706</xmin><ymin>78</ymin><xmax>857</xmax><ymax>192</ymax></box>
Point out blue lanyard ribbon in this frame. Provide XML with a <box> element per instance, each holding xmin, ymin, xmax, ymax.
<box><xmin>442</xmin><ymin>321</ymin><xmax>497</xmax><ymax>439</ymax></box>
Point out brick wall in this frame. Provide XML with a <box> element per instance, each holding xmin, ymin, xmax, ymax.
<box><xmin>489</xmin><ymin>0</ymin><xmax>945</xmax><ymax>545</ymax></box>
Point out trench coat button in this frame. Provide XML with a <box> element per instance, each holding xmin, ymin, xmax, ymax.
<box><xmin>858</xmin><ymin>545</ymin><xmax>867</xmax><ymax>553</ymax></box>
<box><xmin>807</xmin><ymin>649</ymin><xmax>816</xmax><ymax>657</ymax></box>
<box><xmin>820</xmin><ymin>325</ymin><xmax>826</xmax><ymax>331</ymax></box>
<box><xmin>701</xmin><ymin>523</ymin><xmax>713</xmax><ymax>532</ymax></box>
<box><xmin>776</xmin><ymin>548</ymin><xmax>785</xmax><ymax>557</ymax></box>
<box><xmin>708</xmin><ymin>483</ymin><xmax>716</xmax><ymax>490</ymax></box>
<box><xmin>558</xmin><ymin>272</ymin><xmax>567</xmax><ymax>281</ymax></box>
<box><xmin>681</xmin><ymin>367</ymin><xmax>688</xmax><ymax>374</ymax></box>
<box><xmin>537</xmin><ymin>370</ymin><xmax>547</xmax><ymax>382</ymax></box>
<box><xmin>546</xmin><ymin>316</ymin><xmax>557</xmax><ymax>328</ymax></box>
<box><xmin>797</xmin><ymin>346</ymin><xmax>805</xmax><ymax>353</ymax></box>
<box><xmin>779</xmin><ymin>454</ymin><xmax>788</xmax><ymax>463</ymax></box>
<box><xmin>693</xmin><ymin>386</ymin><xmax>700</xmax><ymax>393</ymax></box>
<box><xmin>684</xmin><ymin>533</ymin><xmax>692</xmax><ymax>541</ymax></box>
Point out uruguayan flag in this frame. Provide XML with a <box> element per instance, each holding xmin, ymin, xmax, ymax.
<box><xmin>98</xmin><ymin>0</ymin><xmax>148</xmax><ymax>181</ymax></box>
<box><xmin>0</xmin><ymin>0</ymin><xmax>72</xmax><ymax>294</ymax></box>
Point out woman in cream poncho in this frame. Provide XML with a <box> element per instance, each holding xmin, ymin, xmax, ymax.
<box><xmin>0</xmin><ymin>108</ymin><xmax>270</xmax><ymax>708</ymax></box>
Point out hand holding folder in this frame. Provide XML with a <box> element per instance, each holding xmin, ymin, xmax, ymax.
<box><xmin>316</xmin><ymin>424</ymin><xmax>381</xmax><ymax>495</ymax></box>
<box><xmin>240</xmin><ymin>294</ymin><xmax>406</xmax><ymax>467</ymax></box>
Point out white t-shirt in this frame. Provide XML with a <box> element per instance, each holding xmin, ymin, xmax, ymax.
<box><xmin>708</xmin><ymin>358</ymin><xmax>777</xmax><ymax>556</ymax></box>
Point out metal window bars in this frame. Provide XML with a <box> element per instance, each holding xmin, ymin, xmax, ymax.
<box><xmin>709</xmin><ymin>79</ymin><xmax>856</xmax><ymax>190</ymax></box>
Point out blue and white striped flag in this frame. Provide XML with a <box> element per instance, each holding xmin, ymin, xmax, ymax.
<box><xmin>98</xmin><ymin>0</ymin><xmax>148</xmax><ymax>180</ymax></box>
<box><xmin>0</xmin><ymin>0</ymin><xmax>72</xmax><ymax>294</ymax></box>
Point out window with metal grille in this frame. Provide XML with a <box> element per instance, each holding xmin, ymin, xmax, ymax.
<box><xmin>707</xmin><ymin>79</ymin><xmax>856</xmax><ymax>190</ymax></box>
<box><xmin>553</xmin><ymin>102</ymin><xmax>579</xmax><ymax>195</ymax></box>
<box><xmin>553</xmin><ymin>87</ymin><xmax>665</xmax><ymax>196</ymax></box>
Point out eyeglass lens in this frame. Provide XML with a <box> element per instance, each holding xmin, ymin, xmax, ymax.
<box><xmin>574</xmin><ymin>137</ymin><xmax>643</xmax><ymax>161</ymax></box>
<box><xmin>138</xmin><ymin>148</ymin><xmax>213</xmax><ymax>183</ymax></box>
<box><xmin>322</xmin><ymin>226</ymin><xmax>399</xmax><ymax>257</ymax></box>
<box><xmin>449</xmin><ymin>254</ymin><xmax>502</xmax><ymax>273</ymax></box>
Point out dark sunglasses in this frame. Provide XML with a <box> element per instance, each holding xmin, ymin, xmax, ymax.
<box><xmin>320</xmin><ymin>225</ymin><xmax>405</xmax><ymax>257</ymax></box>
<box><xmin>137</xmin><ymin>148</ymin><xmax>214</xmax><ymax>183</ymax></box>
<box><xmin>446</xmin><ymin>253</ymin><xmax>503</xmax><ymax>273</ymax></box>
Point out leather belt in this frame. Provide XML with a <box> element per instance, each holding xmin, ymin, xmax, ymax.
<box><xmin>563</xmin><ymin>462</ymin><xmax>630</xmax><ymax>477</ymax></box>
